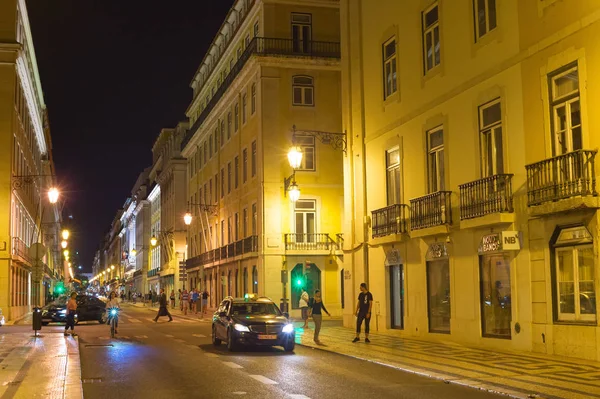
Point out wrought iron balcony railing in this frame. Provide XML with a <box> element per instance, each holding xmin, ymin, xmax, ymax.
<box><xmin>459</xmin><ymin>174</ymin><xmax>514</xmax><ymax>220</ymax></box>
<box><xmin>182</xmin><ymin>37</ymin><xmax>341</xmax><ymax>149</ymax></box>
<box><xmin>186</xmin><ymin>235</ymin><xmax>259</xmax><ymax>268</ymax></box>
<box><xmin>12</xmin><ymin>237</ymin><xmax>32</xmax><ymax>265</ymax></box>
<box><xmin>284</xmin><ymin>233</ymin><xmax>335</xmax><ymax>250</ymax></box>
<box><xmin>410</xmin><ymin>191</ymin><xmax>453</xmax><ymax>230</ymax></box>
<box><xmin>371</xmin><ymin>204</ymin><xmax>409</xmax><ymax>238</ymax></box>
<box><xmin>526</xmin><ymin>149</ymin><xmax>597</xmax><ymax>206</ymax></box>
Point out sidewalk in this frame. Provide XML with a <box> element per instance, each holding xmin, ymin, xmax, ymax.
<box><xmin>294</xmin><ymin>320</ymin><xmax>600</xmax><ymax>399</ymax></box>
<box><xmin>0</xmin><ymin>329</ymin><xmax>83</xmax><ymax>399</ymax></box>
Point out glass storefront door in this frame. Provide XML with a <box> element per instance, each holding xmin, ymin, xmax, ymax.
<box><xmin>427</xmin><ymin>259</ymin><xmax>450</xmax><ymax>333</ymax></box>
<box><xmin>479</xmin><ymin>254</ymin><xmax>511</xmax><ymax>338</ymax></box>
<box><xmin>389</xmin><ymin>264</ymin><xmax>404</xmax><ymax>329</ymax></box>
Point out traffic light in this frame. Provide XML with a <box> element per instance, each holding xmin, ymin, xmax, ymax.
<box><xmin>296</xmin><ymin>278</ymin><xmax>303</xmax><ymax>287</ymax></box>
<box><xmin>55</xmin><ymin>282</ymin><xmax>65</xmax><ymax>294</ymax></box>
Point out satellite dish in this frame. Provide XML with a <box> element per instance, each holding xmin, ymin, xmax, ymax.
<box><xmin>28</xmin><ymin>243</ymin><xmax>47</xmax><ymax>261</ymax></box>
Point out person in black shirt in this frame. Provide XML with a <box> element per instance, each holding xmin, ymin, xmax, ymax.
<box><xmin>353</xmin><ymin>283</ymin><xmax>373</xmax><ymax>343</ymax></box>
<box><xmin>308</xmin><ymin>290</ymin><xmax>330</xmax><ymax>344</ymax></box>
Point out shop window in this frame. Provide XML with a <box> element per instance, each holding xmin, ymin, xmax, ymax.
<box><xmin>427</xmin><ymin>259</ymin><xmax>450</xmax><ymax>333</ymax></box>
<box><xmin>479</xmin><ymin>253</ymin><xmax>511</xmax><ymax>338</ymax></box>
<box><xmin>551</xmin><ymin>226</ymin><xmax>596</xmax><ymax>323</ymax></box>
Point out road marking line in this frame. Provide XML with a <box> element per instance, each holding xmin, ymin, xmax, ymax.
<box><xmin>98</xmin><ymin>337</ymin><xmax>109</xmax><ymax>340</ymax></box>
<box><xmin>126</xmin><ymin>318</ymin><xmax>142</xmax><ymax>323</ymax></box>
<box><xmin>173</xmin><ymin>339</ymin><xmax>186</xmax><ymax>343</ymax></box>
<box><xmin>186</xmin><ymin>344</ymin><xmax>198</xmax><ymax>349</ymax></box>
<box><xmin>165</xmin><ymin>334</ymin><xmax>175</xmax><ymax>338</ymax></box>
<box><xmin>289</xmin><ymin>395</ymin><xmax>311</xmax><ymax>399</ymax></box>
<box><xmin>121</xmin><ymin>336</ymin><xmax>130</xmax><ymax>339</ymax></box>
<box><xmin>134</xmin><ymin>335</ymin><xmax>148</xmax><ymax>339</ymax></box>
<box><xmin>205</xmin><ymin>353</ymin><xmax>219</xmax><ymax>358</ymax></box>
<box><xmin>192</xmin><ymin>334</ymin><xmax>207</xmax><ymax>338</ymax></box>
<box><xmin>222</xmin><ymin>361</ymin><xmax>243</xmax><ymax>369</ymax></box>
<box><xmin>176</xmin><ymin>318</ymin><xmax>194</xmax><ymax>323</ymax></box>
<box><xmin>249</xmin><ymin>375</ymin><xmax>278</xmax><ymax>385</ymax></box>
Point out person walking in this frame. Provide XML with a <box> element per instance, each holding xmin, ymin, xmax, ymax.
<box><xmin>299</xmin><ymin>288</ymin><xmax>310</xmax><ymax>329</ymax></box>
<box><xmin>192</xmin><ymin>289</ymin><xmax>199</xmax><ymax>314</ymax></box>
<box><xmin>308</xmin><ymin>290</ymin><xmax>330</xmax><ymax>344</ymax></box>
<box><xmin>353</xmin><ymin>282</ymin><xmax>373</xmax><ymax>343</ymax></box>
<box><xmin>153</xmin><ymin>288</ymin><xmax>173</xmax><ymax>322</ymax></box>
<box><xmin>170</xmin><ymin>290</ymin><xmax>176</xmax><ymax>309</ymax></box>
<box><xmin>201</xmin><ymin>289</ymin><xmax>209</xmax><ymax>317</ymax></box>
<box><xmin>178</xmin><ymin>289</ymin><xmax>183</xmax><ymax>311</ymax></box>
<box><xmin>181</xmin><ymin>289</ymin><xmax>189</xmax><ymax>315</ymax></box>
<box><xmin>64</xmin><ymin>292</ymin><xmax>78</xmax><ymax>336</ymax></box>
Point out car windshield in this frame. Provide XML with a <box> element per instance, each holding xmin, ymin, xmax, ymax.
<box><xmin>52</xmin><ymin>296</ymin><xmax>68</xmax><ymax>306</ymax></box>
<box><xmin>231</xmin><ymin>302</ymin><xmax>281</xmax><ymax>316</ymax></box>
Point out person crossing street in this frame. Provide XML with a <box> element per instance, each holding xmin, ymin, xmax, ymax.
<box><xmin>153</xmin><ymin>288</ymin><xmax>173</xmax><ymax>322</ymax></box>
<box><xmin>353</xmin><ymin>283</ymin><xmax>373</xmax><ymax>343</ymax></box>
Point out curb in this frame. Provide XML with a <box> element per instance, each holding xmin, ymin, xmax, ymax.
<box><xmin>64</xmin><ymin>336</ymin><xmax>83</xmax><ymax>399</ymax></box>
<box><xmin>4</xmin><ymin>312</ymin><xmax>31</xmax><ymax>326</ymax></box>
<box><xmin>294</xmin><ymin>337</ymin><xmax>530</xmax><ymax>399</ymax></box>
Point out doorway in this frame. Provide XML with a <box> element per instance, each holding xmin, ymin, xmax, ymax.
<box><xmin>389</xmin><ymin>264</ymin><xmax>404</xmax><ymax>329</ymax></box>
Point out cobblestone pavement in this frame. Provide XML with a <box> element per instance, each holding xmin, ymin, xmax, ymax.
<box><xmin>0</xmin><ymin>328</ymin><xmax>82</xmax><ymax>399</ymax></box>
<box><xmin>294</xmin><ymin>321</ymin><xmax>600</xmax><ymax>399</ymax></box>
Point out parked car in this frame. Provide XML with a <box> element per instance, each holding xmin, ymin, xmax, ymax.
<box><xmin>41</xmin><ymin>295</ymin><xmax>107</xmax><ymax>325</ymax></box>
<box><xmin>212</xmin><ymin>295</ymin><xmax>295</xmax><ymax>352</ymax></box>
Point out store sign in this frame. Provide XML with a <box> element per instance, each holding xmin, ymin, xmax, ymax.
<box><xmin>426</xmin><ymin>243</ymin><xmax>448</xmax><ymax>260</ymax></box>
<box><xmin>479</xmin><ymin>231</ymin><xmax>521</xmax><ymax>254</ymax></box>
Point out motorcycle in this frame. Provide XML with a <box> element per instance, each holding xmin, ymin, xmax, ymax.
<box><xmin>107</xmin><ymin>307</ymin><xmax>119</xmax><ymax>338</ymax></box>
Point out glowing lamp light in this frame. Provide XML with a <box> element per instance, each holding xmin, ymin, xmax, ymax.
<box><xmin>63</xmin><ymin>249</ymin><xmax>69</xmax><ymax>257</ymax></box>
<box><xmin>61</xmin><ymin>230</ymin><xmax>70</xmax><ymax>240</ymax></box>
<box><xmin>110</xmin><ymin>265</ymin><xmax>115</xmax><ymax>270</ymax></box>
<box><xmin>48</xmin><ymin>188</ymin><xmax>59</xmax><ymax>204</ymax></box>
<box><xmin>184</xmin><ymin>212</ymin><xmax>192</xmax><ymax>226</ymax></box>
<box><xmin>288</xmin><ymin>182</ymin><xmax>300</xmax><ymax>202</ymax></box>
<box><xmin>150</xmin><ymin>236</ymin><xmax>158</xmax><ymax>247</ymax></box>
<box><xmin>287</xmin><ymin>146</ymin><xmax>303</xmax><ymax>169</ymax></box>
<box><xmin>131</xmin><ymin>249</ymin><xmax>137</xmax><ymax>257</ymax></box>
<box><xmin>61</xmin><ymin>240</ymin><xmax>68</xmax><ymax>249</ymax></box>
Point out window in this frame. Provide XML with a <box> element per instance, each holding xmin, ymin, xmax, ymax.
<box><xmin>227</xmin><ymin>162</ymin><xmax>232</xmax><ymax>194</ymax></box>
<box><xmin>549</xmin><ymin>64</ymin><xmax>581</xmax><ymax>155</ymax></box>
<box><xmin>220</xmin><ymin>120</ymin><xmax>225</xmax><ymax>147</ymax></box>
<box><xmin>386</xmin><ymin>147</ymin><xmax>401</xmax><ymax>205</ymax></box>
<box><xmin>214</xmin><ymin>130</ymin><xmax>218</xmax><ymax>154</ymax></box>
<box><xmin>427</xmin><ymin>260</ymin><xmax>450</xmax><ymax>333</ymax></box>
<box><xmin>383</xmin><ymin>38</ymin><xmax>397</xmax><ymax>99</ymax></box>
<box><xmin>251</xmin><ymin>140</ymin><xmax>257</xmax><ymax>177</ymax></box>
<box><xmin>227</xmin><ymin>216</ymin><xmax>232</xmax><ymax>243</ymax></box>
<box><xmin>203</xmin><ymin>142</ymin><xmax>208</xmax><ymax>164</ymax></box>
<box><xmin>220</xmin><ymin>168</ymin><xmax>225</xmax><ymax>198</ymax></box>
<box><xmin>479</xmin><ymin>99</ymin><xmax>504</xmax><ymax>176</ymax></box>
<box><xmin>243</xmin><ymin>148</ymin><xmax>248</xmax><ymax>183</ymax></box>
<box><xmin>243</xmin><ymin>208</ymin><xmax>248</xmax><ymax>237</ymax></box>
<box><xmin>295</xmin><ymin>136</ymin><xmax>315</xmax><ymax>170</ymax></box>
<box><xmin>251</xmin><ymin>203</ymin><xmax>257</xmax><ymax>235</ymax></box>
<box><xmin>234</xmin><ymin>103</ymin><xmax>240</xmax><ymax>131</ymax></box>
<box><xmin>254</xmin><ymin>21</ymin><xmax>259</xmax><ymax>37</ymax></box>
<box><xmin>427</xmin><ymin>127</ymin><xmax>445</xmax><ymax>192</ymax></box>
<box><xmin>209</xmin><ymin>179</ymin><xmax>213</xmax><ymax>204</ymax></box>
<box><xmin>209</xmin><ymin>135</ymin><xmax>213</xmax><ymax>159</ymax></box>
<box><xmin>292</xmin><ymin>13</ymin><xmax>312</xmax><ymax>53</ymax></box>
<box><xmin>292</xmin><ymin>76</ymin><xmax>314</xmax><ymax>106</ymax></box>
<box><xmin>204</xmin><ymin>183</ymin><xmax>208</xmax><ymax>204</ymax></box>
<box><xmin>252</xmin><ymin>266</ymin><xmax>258</xmax><ymax>294</ymax></box>
<box><xmin>221</xmin><ymin>220</ymin><xmax>225</xmax><ymax>246</ymax></box>
<box><xmin>234</xmin><ymin>156</ymin><xmax>239</xmax><ymax>188</ymax></box>
<box><xmin>474</xmin><ymin>0</ymin><xmax>497</xmax><ymax>40</ymax></box>
<box><xmin>294</xmin><ymin>200</ymin><xmax>316</xmax><ymax>240</ymax></box>
<box><xmin>251</xmin><ymin>83</ymin><xmax>256</xmax><ymax>114</ymax></box>
<box><xmin>552</xmin><ymin>226</ymin><xmax>595</xmax><ymax>323</ymax></box>
<box><xmin>422</xmin><ymin>3</ymin><xmax>441</xmax><ymax>73</ymax></box>
<box><xmin>234</xmin><ymin>212</ymin><xmax>239</xmax><ymax>241</ymax></box>
<box><xmin>227</xmin><ymin>112</ymin><xmax>232</xmax><ymax>140</ymax></box>
<box><xmin>245</xmin><ymin>34</ymin><xmax>250</xmax><ymax>48</ymax></box>
<box><xmin>242</xmin><ymin>92</ymin><xmax>247</xmax><ymax>123</ymax></box>
<box><xmin>479</xmin><ymin>253</ymin><xmax>511</xmax><ymax>338</ymax></box>
<box><xmin>214</xmin><ymin>173</ymin><xmax>218</xmax><ymax>202</ymax></box>
<box><xmin>243</xmin><ymin>268</ymin><xmax>248</xmax><ymax>294</ymax></box>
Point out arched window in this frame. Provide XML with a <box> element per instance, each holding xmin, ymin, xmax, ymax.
<box><xmin>243</xmin><ymin>267</ymin><xmax>248</xmax><ymax>294</ymax></box>
<box><xmin>292</xmin><ymin>76</ymin><xmax>314</xmax><ymax>106</ymax></box>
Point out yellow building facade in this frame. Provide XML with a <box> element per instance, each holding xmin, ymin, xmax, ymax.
<box><xmin>341</xmin><ymin>0</ymin><xmax>600</xmax><ymax>360</ymax></box>
<box><xmin>0</xmin><ymin>0</ymin><xmax>62</xmax><ymax>321</ymax></box>
<box><xmin>182</xmin><ymin>0</ymin><xmax>344</xmax><ymax>316</ymax></box>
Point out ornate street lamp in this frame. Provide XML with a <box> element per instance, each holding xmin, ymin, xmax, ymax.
<box><xmin>62</xmin><ymin>230</ymin><xmax>70</xmax><ymax>240</ymax></box>
<box><xmin>150</xmin><ymin>236</ymin><xmax>158</xmax><ymax>247</ymax></box>
<box><xmin>61</xmin><ymin>240</ymin><xmax>68</xmax><ymax>249</ymax></box>
<box><xmin>184</xmin><ymin>212</ymin><xmax>193</xmax><ymax>226</ymax></box>
<box><xmin>287</xmin><ymin>146</ymin><xmax>303</xmax><ymax>169</ymax></box>
<box><xmin>48</xmin><ymin>187</ymin><xmax>59</xmax><ymax>204</ymax></box>
<box><xmin>288</xmin><ymin>181</ymin><xmax>301</xmax><ymax>202</ymax></box>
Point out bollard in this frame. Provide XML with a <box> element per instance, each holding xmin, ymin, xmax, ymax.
<box><xmin>32</xmin><ymin>307</ymin><xmax>42</xmax><ymax>337</ymax></box>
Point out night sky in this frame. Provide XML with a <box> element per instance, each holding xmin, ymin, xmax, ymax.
<box><xmin>26</xmin><ymin>0</ymin><xmax>235</xmax><ymax>270</ymax></box>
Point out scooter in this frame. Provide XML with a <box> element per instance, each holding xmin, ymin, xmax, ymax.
<box><xmin>108</xmin><ymin>308</ymin><xmax>119</xmax><ymax>338</ymax></box>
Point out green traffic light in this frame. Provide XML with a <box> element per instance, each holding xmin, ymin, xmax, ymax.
<box><xmin>296</xmin><ymin>279</ymin><xmax>302</xmax><ymax>286</ymax></box>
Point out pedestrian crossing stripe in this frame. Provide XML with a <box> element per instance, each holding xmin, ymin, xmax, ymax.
<box><xmin>134</xmin><ymin>335</ymin><xmax>148</xmax><ymax>339</ymax></box>
<box><xmin>126</xmin><ymin>318</ymin><xmax>142</xmax><ymax>323</ymax></box>
<box><xmin>192</xmin><ymin>334</ymin><xmax>207</xmax><ymax>338</ymax></box>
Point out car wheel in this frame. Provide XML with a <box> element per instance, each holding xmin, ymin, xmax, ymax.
<box><xmin>284</xmin><ymin>341</ymin><xmax>295</xmax><ymax>353</ymax></box>
<box><xmin>227</xmin><ymin>329</ymin><xmax>237</xmax><ymax>352</ymax></box>
<box><xmin>212</xmin><ymin>325</ymin><xmax>221</xmax><ymax>346</ymax></box>
<box><xmin>42</xmin><ymin>322</ymin><xmax>49</xmax><ymax>326</ymax></box>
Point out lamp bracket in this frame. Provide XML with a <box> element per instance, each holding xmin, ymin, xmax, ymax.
<box><xmin>189</xmin><ymin>202</ymin><xmax>219</xmax><ymax>216</ymax></box>
<box><xmin>284</xmin><ymin>173</ymin><xmax>295</xmax><ymax>197</ymax></box>
<box><xmin>292</xmin><ymin>125</ymin><xmax>347</xmax><ymax>153</ymax></box>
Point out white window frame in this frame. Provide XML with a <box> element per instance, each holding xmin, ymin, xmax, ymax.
<box><xmin>294</xmin><ymin>199</ymin><xmax>317</xmax><ymax>239</ymax></box>
<box><xmin>383</xmin><ymin>37</ymin><xmax>397</xmax><ymax>99</ymax></box>
<box><xmin>295</xmin><ymin>136</ymin><xmax>315</xmax><ymax>171</ymax></box>
<box><xmin>242</xmin><ymin>92</ymin><xmax>247</xmax><ymax>124</ymax></box>
<box><xmin>478</xmin><ymin>98</ymin><xmax>504</xmax><ymax>177</ymax></box>
<box><xmin>427</xmin><ymin>126</ymin><xmax>445</xmax><ymax>192</ymax></box>
<box><xmin>555</xmin><ymin>244</ymin><xmax>595</xmax><ymax>322</ymax></box>
<box><xmin>422</xmin><ymin>3</ymin><xmax>441</xmax><ymax>73</ymax></box>
<box><xmin>292</xmin><ymin>75</ymin><xmax>314</xmax><ymax>106</ymax></box>
<box><xmin>386</xmin><ymin>147</ymin><xmax>401</xmax><ymax>206</ymax></box>
<box><xmin>473</xmin><ymin>0</ymin><xmax>497</xmax><ymax>40</ymax></box>
<box><xmin>251</xmin><ymin>83</ymin><xmax>256</xmax><ymax>114</ymax></box>
<box><xmin>549</xmin><ymin>64</ymin><xmax>581</xmax><ymax>155</ymax></box>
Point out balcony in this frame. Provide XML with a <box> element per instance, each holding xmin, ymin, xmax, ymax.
<box><xmin>182</xmin><ymin>37</ymin><xmax>341</xmax><ymax>149</ymax></box>
<box><xmin>12</xmin><ymin>237</ymin><xmax>32</xmax><ymax>266</ymax></box>
<box><xmin>459</xmin><ymin>174</ymin><xmax>514</xmax><ymax>227</ymax></box>
<box><xmin>371</xmin><ymin>204</ymin><xmax>409</xmax><ymax>239</ymax></box>
<box><xmin>284</xmin><ymin>233</ymin><xmax>337</xmax><ymax>251</ymax></box>
<box><xmin>410</xmin><ymin>191</ymin><xmax>453</xmax><ymax>234</ymax></box>
<box><xmin>147</xmin><ymin>268</ymin><xmax>160</xmax><ymax>278</ymax></box>
<box><xmin>526</xmin><ymin>150</ymin><xmax>599</xmax><ymax>214</ymax></box>
<box><xmin>186</xmin><ymin>235</ymin><xmax>259</xmax><ymax>268</ymax></box>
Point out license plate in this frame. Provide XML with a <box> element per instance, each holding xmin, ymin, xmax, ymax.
<box><xmin>258</xmin><ymin>334</ymin><xmax>277</xmax><ymax>340</ymax></box>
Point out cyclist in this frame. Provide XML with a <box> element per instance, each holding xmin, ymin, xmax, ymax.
<box><xmin>106</xmin><ymin>291</ymin><xmax>120</xmax><ymax>334</ymax></box>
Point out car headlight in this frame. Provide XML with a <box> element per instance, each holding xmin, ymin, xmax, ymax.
<box><xmin>234</xmin><ymin>323</ymin><xmax>250</xmax><ymax>332</ymax></box>
<box><xmin>58</xmin><ymin>309</ymin><xmax>67</xmax><ymax>315</ymax></box>
<box><xmin>282</xmin><ymin>324</ymin><xmax>294</xmax><ymax>333</ymax></box>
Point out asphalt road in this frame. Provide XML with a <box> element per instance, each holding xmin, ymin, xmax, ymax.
<box><xmin>36</xmin><ymin>304</ymin><xmax>502</xmax><ymax>399</ymax></box>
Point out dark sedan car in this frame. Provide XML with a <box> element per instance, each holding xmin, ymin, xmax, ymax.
<box><xmin>212</xmin><ymin>295</ymin><xmax>295</xmax><ymax>352</ymax></box>
<box><xmin>41</xmin><ymin>295</ymin><xmax>107</xmax><ymax>325</ymax></box>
